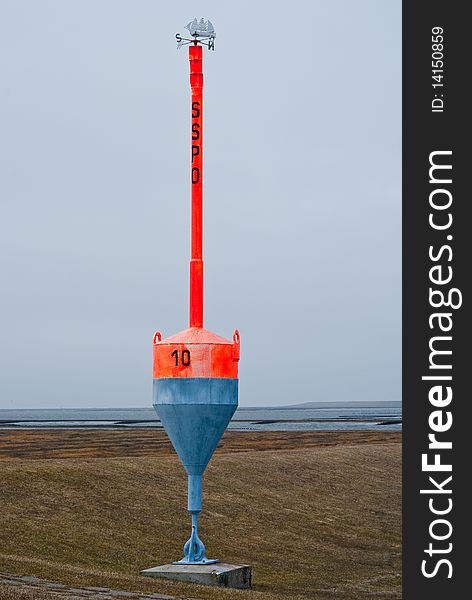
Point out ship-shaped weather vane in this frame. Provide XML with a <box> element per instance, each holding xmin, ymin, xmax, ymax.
<box><xmin>176</xmin><ymin>18</ymin><xmax>216</xmax><ymax>50</ymax></box>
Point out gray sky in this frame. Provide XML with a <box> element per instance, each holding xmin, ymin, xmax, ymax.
<box><xmin>0</xmin><ymin>1</ymin><xmax>401</xmax><ymax>408</ymax></box>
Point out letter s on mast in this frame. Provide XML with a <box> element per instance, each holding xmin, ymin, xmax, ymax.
<box><xmin>192</xmin><ymin>101</ymin><xmax>201</xmax><ymax>118</ymax></box>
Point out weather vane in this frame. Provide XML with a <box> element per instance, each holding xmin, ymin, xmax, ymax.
<box><xmin>176</xmin><ymin>18</ymin><xmax>216</xmax><ymax>50</ymax></box>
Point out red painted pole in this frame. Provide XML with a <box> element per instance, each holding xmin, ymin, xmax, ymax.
<box><xmin>189</xmin><ymin>44</ymin><xmax>204</xmax><ymax>328</ymax></box>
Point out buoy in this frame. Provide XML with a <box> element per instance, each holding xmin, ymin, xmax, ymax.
<box><xmin>152</xmin><ymin>30</ymin><xmax>240</xmax><ymax>565</ymax></box>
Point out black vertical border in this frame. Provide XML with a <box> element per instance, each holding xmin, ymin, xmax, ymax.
<box><xmin>403</xmin><ymin>1</ymin><xmax>468</xmax><ymax>598</ymax></box>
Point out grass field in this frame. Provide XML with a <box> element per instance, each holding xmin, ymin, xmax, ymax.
<box><xmin>0</xmin><ymin>430</ymin><xmax>401</xmax><ymax>600</ymax></box>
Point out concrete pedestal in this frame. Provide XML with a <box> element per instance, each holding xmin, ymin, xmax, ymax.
<box><xmin>141</xmin><ymin>562</ymin><xmax>252</xmax><ymax>589</ymax></box>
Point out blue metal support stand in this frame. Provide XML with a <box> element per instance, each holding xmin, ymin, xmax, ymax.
<box><xmin>174</xmin><ymin>474</ymin><xmax>218</xmax><ymax>565</ymax></box>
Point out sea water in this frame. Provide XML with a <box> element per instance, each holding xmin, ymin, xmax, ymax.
<box><xmin>0</xmin><ymin>405</ymin><xmax>402</xmax><ymax>431</ymax></box>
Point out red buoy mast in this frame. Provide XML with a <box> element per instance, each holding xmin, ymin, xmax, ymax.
<box><xmin>189</xmin><ymin>44</ymin><xmax>204</xmax><ymax>328</ymax></box>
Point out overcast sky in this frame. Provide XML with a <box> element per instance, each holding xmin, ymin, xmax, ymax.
<box><xmin>0</xmin><ymin>1</ymin><xmax>400</xmax><ymax>408</ymax></box>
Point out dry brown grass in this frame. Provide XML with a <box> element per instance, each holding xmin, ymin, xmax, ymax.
<box><xmin>0</xmin><ymin>428</ymin><xmax>401</xmax><ymax>460</ymax></box>
<box><xmin>0</xmin><ymin>585</ymin><xmax>63</xmax><ymax>600</ymax></box>
<box><xmin>0</xmin><ymin>430</ymin><xmax>401</xmax><ymax>600</ymax></box>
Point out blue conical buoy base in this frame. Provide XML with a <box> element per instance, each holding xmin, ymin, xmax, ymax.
<box><xmin>153</xmin><ymin>378</ymin><xmax>237</xmax><ymax>564</ymax></box>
